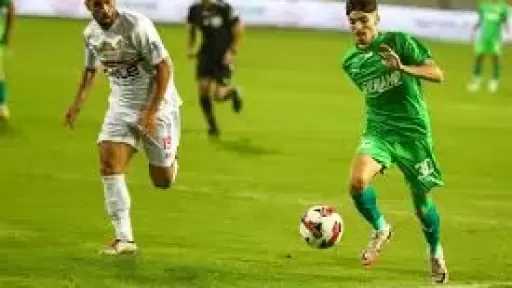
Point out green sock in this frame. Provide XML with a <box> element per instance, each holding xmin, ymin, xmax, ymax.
<box><xmin>493</xmin><ymin>60</ymin><xmax>501</xmax><ymax>80</ymax></box>
<box><xmin>351</xmin><ymin>186</ymin><xmax>387</xmax><ymax>231</ymax></box>
<box><xmin>473</xmin><ymin>58</ymin><xmax>483</xmax><ymax>78</ymax></box>
<box><xmin>0</xmin><ymin>81</ymin><xmax>6</xmax><ymax>106</ymax></box>
<box><xmin>412</xmin><ymin>193</ymin><xmax>441</xmax><ymax>256</ymax></box>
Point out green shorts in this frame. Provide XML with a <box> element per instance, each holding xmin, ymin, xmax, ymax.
<box><xmin>475</xmin><ymin>38</ymin><xmax>502</xmax><ymax>55</ymax></box>
<box><xmin>357</xmin><ymin>134</ymin><xmax>444</xmax><ymax>194</ymax></box>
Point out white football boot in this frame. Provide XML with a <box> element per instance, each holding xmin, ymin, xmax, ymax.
<box><xmin>467</xmin><ymin>78</ymin><xmax>481</xmax><ymax>93</ymax></box>
<box><xmin>488</xmin><ymin>79</ymin><xmax>499</xmax><ymax>94</ymax></box>
<box><xmin>100</xmin><ymin>239</ymin><xmax>138</xmax><ymax>256</ymax></box>
<box><xmin>0</xmin><ymin>105</ymin><xmax>9</xmax><ymax>120</ymax></box>
<box><xmin>361</xmin><ymin>224</ymin><xmax>393</xmax><ymax>267</ymax></box>
<box><xmin>430</xmin><ymin>248</ymin><xmax>449</xmax><ymax>284</ymax></box>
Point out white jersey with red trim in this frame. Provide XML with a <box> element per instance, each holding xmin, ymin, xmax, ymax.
<box><xmin>84</xmin><ymin>9</ymin><xmax>181</xmax><ymax>119</ymax></box>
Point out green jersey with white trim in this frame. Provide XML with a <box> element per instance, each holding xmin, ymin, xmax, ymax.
<box><xmin>478</xmin><ymin>1</ymin><xmax>509</xmax><ymax>43</ymax></box>
<box><xmin>343</xmin><ymin>32</ymin><xmax>434</xmax><ymax>139</ymax></box>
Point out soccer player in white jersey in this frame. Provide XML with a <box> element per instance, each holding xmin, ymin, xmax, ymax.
<box><xmin>64</xmin><ymin>0</ymin><xmax>182</xmax><ymax>255</ymax></box>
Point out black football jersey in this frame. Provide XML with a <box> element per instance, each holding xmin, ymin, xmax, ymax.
<box><xmin>187</xmin><ymin>1</ymin><xmax>240</xmax><ymax>56</ymax></box>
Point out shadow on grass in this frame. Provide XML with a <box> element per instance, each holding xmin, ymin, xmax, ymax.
<box><xmin>213</xmin><ymin>137</ymin><xmax>281</xmax><ymax>156</ymax></box>
<box><xmin>0</xmin><ymin>121</ymin><xmax>14</xmax><ymax>136</ymax></box>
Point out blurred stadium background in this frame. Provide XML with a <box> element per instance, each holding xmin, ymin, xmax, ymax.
<box><xmin>1</xmin><ymin>0</ymin><xmax>512</xmax><ymax>287</ymax></box>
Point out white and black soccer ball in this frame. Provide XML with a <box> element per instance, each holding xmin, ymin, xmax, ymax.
<box><xmin>299</xmin><ymin>205</ymin><xmax>344</xmax><ymax>249</ymax></box>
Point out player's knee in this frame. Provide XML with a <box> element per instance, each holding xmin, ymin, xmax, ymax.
<box><xmin>349</xmin><ymin>175</ymin><xmax>368</xmax><ymax>194</ymax></box>
<box><xmin>100</xmin><ymin>159</ymin><xmax>118</xmax><ymax>176</ymax></box>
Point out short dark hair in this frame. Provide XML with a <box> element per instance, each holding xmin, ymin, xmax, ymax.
<box><xmin>346</xmin><ymin>0</ymin><xmax>377</xmax><ymax>15</ymax></box>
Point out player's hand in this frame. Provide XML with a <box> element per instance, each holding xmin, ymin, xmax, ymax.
<box><xmin>223</xmin><ymin>50</ymin><xmax>235</xmax><ymax>65</ymax></box>
<box><xmin>138</xmin><ymin>110</ymin><xmax>157</xmax><ymax>137</ymax></box>
<box><xmin>64</xmin><ymin>104</ymin><xmax>80</xmax><ymax>129</ymax></box>
<box><xmin>379</xmin><ymin>45</ymin><xmax>403</xmax><ymax>71</ymax></box>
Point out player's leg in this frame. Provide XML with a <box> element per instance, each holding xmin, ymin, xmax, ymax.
<box><xmin>395</xmin><ymin>140</ymin><xmax>447</xmax><ymax>283</ymax></box>
<box><xmin>213</xmin><ymin>64</ymin><xmax>242</xmax><ymax>113</ymax></box>
<box><xmin>199</xmin><ymin>78</ymin><xmax>219</xmax><ymax>136</ymax></box>
<box><xmin>197</xmin><ymin>55</ymin><xmax>220</xmax><ymax>136</ymax></box>
<box><xmin>99</xmin><ymin>141</ymin><xmax>138</xmax><ymax>255</ymax></box>
<box><xmin>468</xmin><ymin>53</ymin><xmax>484</xmax><ymax>93</ymax></box>
<box><xmin>0</xmin><ymin>46</ymin><xmax>9</xmax><ymax>120</ymax></box>
<box><xmin>349</xmin><ymin>155</ymin><xmax>386</xmax><ymax>231</ymax></box>
<box><xmin>350</xmin><ymin>136</ymin><xmax>393</xmax><ymax>267</ymax></box>
<box><xmin>488</xmin><ymin>53</ymin><xmax>501</xmax><ymax>93</ymax></box>
<box><xmin>144</xmin><ymin>111</ymin><xmax>180</xmax><ymax>189</ymax></box>
<box><xmin>410</xmin><ymin>191</ymin><xmax>447</xmax><ymax>283</ymax></box>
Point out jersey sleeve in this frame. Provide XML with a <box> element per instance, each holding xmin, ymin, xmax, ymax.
<box><xmin>83</xmin><ymin>35</ymin><xmax>98</xmax><ymax>70</ymax></box>
<box><xmin>224</xmin><ymin>4</ymin><xmax>240</xmax><ymax>26</ymax></box>
<box><xmin>395</xmin><ymin>33</ymin><xmax>432</xmax><ymax>66</ymax></box>
<box><xmin>187</xmin><ymin>5</ymin><xmax>199</xmax><ymax>25</ymax></box>
<box><xmin>134</xmin><ymin>18</ymin><xmax>170</xmax><ymax>66</ymax></box>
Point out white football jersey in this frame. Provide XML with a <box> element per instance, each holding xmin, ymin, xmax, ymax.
<box><xmin>84</xmin><ymin>10</ymin><xmax>181</xmax><ymax>117</ymax></box>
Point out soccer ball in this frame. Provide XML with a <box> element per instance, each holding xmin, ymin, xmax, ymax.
<box><xmin>299</xmin><ymin>205</ymin><xmax>344</xmax><ymax>249</ymax></box>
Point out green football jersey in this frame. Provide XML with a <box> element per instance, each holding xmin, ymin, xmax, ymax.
<box><xmin>478</xmin><ymin>0</ymin><xmax>509</xmax><ymax>43</ymax></box>
<box><xmin>343</xmin><ymin>32</ymin><xmax>433</xmax><ymax>139</ymax></box>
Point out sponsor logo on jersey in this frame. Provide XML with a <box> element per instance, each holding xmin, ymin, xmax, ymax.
<box><xmin>203</xmin><ymin>16</ymin><xmax>224</xmax><ymax>28</ymax></box>
<box><xmin>361</xmin><ymin>70</ymin><xmax>402</xmax><ymax>96</ymax></box>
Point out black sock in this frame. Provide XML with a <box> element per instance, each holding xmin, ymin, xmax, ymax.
<box><xmin>200</xmin><ymin>95</ymin><xmax>218</xmax><ymax>131</ymax></box>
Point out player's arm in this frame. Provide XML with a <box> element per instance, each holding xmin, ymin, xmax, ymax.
<box><xmin>380</xmin><ymin>45</ymin><xmax>444</xmax><ymax>83</ymax></box>
<box><xmin>229</xmin><ymin>20</ymin><xmax>244</xmax><ymax>55</ymax></box>
<box><xmin>399</xmin><ymin>59</ymin><xmax>444</xmax><ymax>83</ymax></box>
<box><xmin>223</xmin><ymin>6</ymin><xmax>243</xmax><ymax>65</ymax></box>
<box><xmin>472</xmin><ymin>8</ymin><xmax>483</xmax><ymax>40</ymax></box>
<box><xmin>2</xmin><ymin>1</ymin><xmax>14</xmax><ymax>45</ymax></box>
<box><xmin>186</xmin><ymin>6</ymin><xmax>198</xmax><ymax>59</ymax></box>
<box><xmin>140</xmin><ymin>59</ymin><xmax>171</xmax><ymax>136</ymax></box>
<box><xmin>187</xmin><ymin>23</ymin><xmax>198</xmax><ymax>58</ymax></box>
<box><xmin>65</xmin><ymin>68</ymin><xmax>97</xmax><ymax>128</ymax></box>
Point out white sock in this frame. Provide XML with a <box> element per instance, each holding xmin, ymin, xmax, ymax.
<box><xmin>102</xmin><ymin>174</ymin><xmax>134</xmax><ymax>242</ymax></box>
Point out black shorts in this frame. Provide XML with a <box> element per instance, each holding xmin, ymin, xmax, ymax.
<box><xmin>197</xmin><ymin>53</ymin><xmax>233</xmax><ymax>86</ymax></box>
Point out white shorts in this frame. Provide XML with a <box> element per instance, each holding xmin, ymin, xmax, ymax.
<box><xmin>97</xmin><ymin>109</ymin><xmax>181</xmax><ymax>168</ymax></box>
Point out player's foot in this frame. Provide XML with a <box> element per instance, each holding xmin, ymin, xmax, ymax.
<box><xmin>0</xmin><ymin>105</ymin><xmax>10</xmax><ymax>121</ymax></box>
<box><xmin>361</xmin><ymin>224</ymin><xmax>392</xmax><ymax>267</ymax></box>
<box><xmin>231</xmin><ymin>88</ymin><xmax>243</xmax><ymax>113</ymax></box>
<box><xmin>430</xmin><ymin>250</ymin><xmax>449</xmax><ymax>284</ymax></box>
<box><xmin>208</xmin><ymin>127</ymin><xmax>220</xmax><ymax>137</ymax></box>
<box><xmin>467</xmin><ymin>78</ymin><xmax>481</xmax><ymax>93</ymax></box>
<box><xmin>100</xmin><ymin>239</ymin><xmax>137</xmax><ymax>256</ymax></box>
<box><xmin>488</xmin><ymin>79</ymin><xmax>499</xmax><ymax>94</ymax></box>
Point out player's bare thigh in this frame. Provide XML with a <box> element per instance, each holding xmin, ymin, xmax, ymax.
<box><xmin>349</xmin><ymin>155</ymin><xmax>383</xmax><ymax>194</ymax></box>
<box><xmin>99</xmin><ymin>141</ymin><xmax>136</xmax><ymax>176</ymax></box>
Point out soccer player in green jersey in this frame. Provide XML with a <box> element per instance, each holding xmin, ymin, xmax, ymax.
<box><xmin>342</xmin><ymin>0</ymin><xmax>448</xmax><ymax>284</ymax></box>
<box><xmin>0</xmin><ymin>0</ymin><xmax>13</xmax><ymax>120</ymax></box>
<box><xmin>468</xmin><ymin>0</ymin><xmax>509</xmax><ymax>93</ymax></box>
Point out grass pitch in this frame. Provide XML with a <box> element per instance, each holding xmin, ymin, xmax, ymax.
<box><xmin>1</xmin><ymin>18</ymin><xmax>512</xmax><ymax>287</ymax></box>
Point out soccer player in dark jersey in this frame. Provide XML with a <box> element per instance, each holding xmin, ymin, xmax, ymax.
<box><xmin>342</xmin><ymin>0</ymin><xmax>448</xmax><ymax>283</ymax></box>
<box><xmin>187</xmin><ymin>0</ymin><xmax>243</xmax><ymax>136</ymax></box>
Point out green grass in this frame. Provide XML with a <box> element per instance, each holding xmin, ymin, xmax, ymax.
<box><xmin>1</xmin><ymin>17</ymin><xmax>512</xmax><ymax>287</ymax></box>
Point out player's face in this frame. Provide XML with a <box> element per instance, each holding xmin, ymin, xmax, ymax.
<box><xmin>86</xmin><ymin>0</ymin><xmax>117</xmax><ymax>29</ymax></box>
<box><xmin>349</xmin><ymin>11</ymin><xmax>379</xmax><ymax>47</ymax></box>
